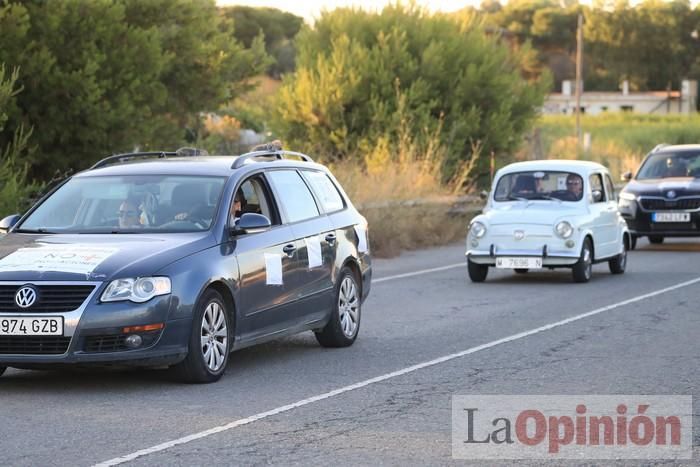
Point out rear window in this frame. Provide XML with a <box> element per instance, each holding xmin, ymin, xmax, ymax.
<box><xmin>302</xmin><ymin>171</ymin><xmax>345</xmax><ymax>213</ymax></box>
<box><xmin>266</xmin><ymin>170</ymin><xmax>320</xmax><ymax>223</ymax></box>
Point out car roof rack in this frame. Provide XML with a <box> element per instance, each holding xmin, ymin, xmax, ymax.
<box><xmin>231</xmin><ymin>142</ymin><xmax>313</xmax><ymax>169</ymax></box>
<box><xmin>89</xmin><ymin>147</ymin><xmax>209</xmax><ymax>170</ymax></box>
<box><xmin>651</xmin><ymin>143</ymin><xmax>669</xmax><ymax>153</ymax></box>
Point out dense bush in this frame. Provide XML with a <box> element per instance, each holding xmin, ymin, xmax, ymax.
<box><xmin>273</xmin><ymin>4</ymin><xmax>549</xmax><ymax>188</ymax></box>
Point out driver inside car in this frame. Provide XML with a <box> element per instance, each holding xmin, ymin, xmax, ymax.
<box><xmin>118</xmin><ymin>198</ymin><xmax>143</xmax><ymax>228</ymax></box>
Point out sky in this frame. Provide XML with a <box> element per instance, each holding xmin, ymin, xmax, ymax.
<box><xmin>217</xmin><ymin>0</ymin><xmax>478</xmax><ymax>22</ymax></box>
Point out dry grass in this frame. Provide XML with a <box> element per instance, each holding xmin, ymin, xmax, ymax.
<box><xmin>327</xmin><ymin>133</ymin><xmax>475</xmax><ymax>257</ymax></box>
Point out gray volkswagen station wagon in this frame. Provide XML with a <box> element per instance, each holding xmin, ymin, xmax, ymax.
<box><xmin>0</xmin><ymin>146</ymin><xmax>371</xmax><ymax>383</ymax></box>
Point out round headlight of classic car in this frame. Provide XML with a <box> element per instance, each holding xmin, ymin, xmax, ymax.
<box><xmin>555</xmin><ymin>221</ymin><xmax>574</xmax><ymax>239</ymax></box>
<box><xmin>470</xmin><ymin>221</ymin><xmax>487</xmax><ymax>238</ymax></box>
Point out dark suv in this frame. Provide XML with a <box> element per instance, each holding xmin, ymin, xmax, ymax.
<box><xmin>0</xmin><ymin>147</ymin><xmax>371</xmax><ymax>383</ymax></box>
<box><xmin>619</xmin><ymin>144</ymin><xmax>700</xmax><ymax>248</ymax></box>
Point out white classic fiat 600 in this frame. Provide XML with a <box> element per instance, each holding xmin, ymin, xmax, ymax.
<box><xmin>466</xmin><ymin>160</ymin><xmax>630</xmax><ymax>283</ymax></box>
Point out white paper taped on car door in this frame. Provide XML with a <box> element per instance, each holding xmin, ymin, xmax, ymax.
<box><xmin>354</xmin><ymin>225</ymin><xmax>368</xmax><ymax>253</ymax></box>
<box><xmin>305</xmin><ymin>236</ymin><xmax>323</xmax><ymax>269</ymax></box>
<box><xmin>0</xmin><ymin>244</ymin><xmax>119</xmax><ymax>274</ymax></box>
<box><xmin>264</xmin><ymin>253</ymin><xmax>283</xmax><ymax>285</ymax></box>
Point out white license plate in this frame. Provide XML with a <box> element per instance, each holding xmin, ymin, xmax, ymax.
<box><xmin>495</xmin><ymin>257</ymin><xmax>543</xmax><ymax>269</ymax></box>
<box><xmin>652</xmin><ymin>212</ymin><xmax>690</xmax><ymax>223</ymax></box>
<box><xmin>0</xmin><ymin>316</ymin><xmax>63</xmax><ymax>336</ymax></box>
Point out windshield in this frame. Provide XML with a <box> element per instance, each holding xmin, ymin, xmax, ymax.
<box><xmin>494</xmin><ymin>170</ymin><xmax>584</xmax><ymax>202</ymax></box>
<box><xmin>18</xmin><ymin>175</ymin><xmax>227</xmax><ymax>233</ymax></box>
<box><xmin>636</xmin><ymin>152</ymin><xmax>700</xmax><ymax>180</ymax></box>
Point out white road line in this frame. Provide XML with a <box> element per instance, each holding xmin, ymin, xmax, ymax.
<box><xmin>373</xmin><ymin>262</ymin><xmax>465</xmax><ymax>283</ymax></box>
<box><xmin>94</xmin><ymin>275</ymin><xmax>700</xmax><ymax>467</ymax></box>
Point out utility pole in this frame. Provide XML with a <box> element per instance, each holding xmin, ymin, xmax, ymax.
<box><xmin>575</xmin><ymin>13</ymin><xmax>583</xmax><ymax>149</ymax></box>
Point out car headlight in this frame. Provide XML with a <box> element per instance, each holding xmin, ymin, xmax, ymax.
<box><xmin>555</xmin><ymin>221</ymin><xmax>574</xmax><ymax>239</ymax></box>
<box><xmin>101</xmin><ymin>277</ymin><xmax>171</xmax><ymax>303</ymax></box>
<box><xmin>470</xmin><ymin>221</ymin><xmax>487</xmax><ymax>238</ymax></box>
<box><xmin>619</xmin><ymin>192</ymin><xmax>636</xmax><ymax>201</ymax></box>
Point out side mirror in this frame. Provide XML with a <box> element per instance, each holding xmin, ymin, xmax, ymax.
<box><xmin>231</xmin><ymin>213</ymin><xmax>271</xmax><ymax>236</ymax></box>
<box><xmin>591</xmin><ymin>189</ymin><xmax>604</xmax><ymax>203</ymax></box>
<box><xmin>479</xmin><ymin>190</ymin><xmax>489</xmax><ymax>201</ymax></box>
<box><xmin>621</xmin><ymin>171</ymin><xmax>633</xmax><ymax>182</ymax></box>
<box><xmin>0</xmin><ymin>214</ymin><xmax>21</xmax><ymax>234</ymax></box>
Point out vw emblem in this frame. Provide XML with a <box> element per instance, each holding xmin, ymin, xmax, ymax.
<box><xmin>15</xmin><ymin>285</ymin><xmax>37</xmax><ymax>308</ymax></box>
<box><xmin>514</xmin><ymin>230</ymin><xmax>525</xmax><ymax>241</ymax></box>
<box><xmin>667</xmin><ymin>190</ymin><xmax>677</xmax><ymax>199</ymax></box>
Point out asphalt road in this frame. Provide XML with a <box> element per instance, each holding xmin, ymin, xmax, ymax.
<box><xmin>1</xmin><ymin>237</ymin><xmax>700</xmax><ymax>466</ymax></box>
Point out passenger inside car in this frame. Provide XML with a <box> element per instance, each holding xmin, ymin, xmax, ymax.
<box><xmin>512</xmin><ymin>175</ymin><xmax>537</xmax><ymax>195</ymax></box>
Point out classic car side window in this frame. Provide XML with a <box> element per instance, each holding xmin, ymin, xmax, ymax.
<box><xmin>604</xmin><ymin>174</ymin><xmax>616</xmax><ymax>202</ymax></box>
<box><xmin>589</xmin><ymin>173</ymin><xmax>606</xmax><ymax>203</ymax></box>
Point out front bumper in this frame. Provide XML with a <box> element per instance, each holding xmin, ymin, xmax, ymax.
<box><xmin>467</xmin><ymin>248</ymin><xmax>580</xmax><ymax>267</ymax></box>
<box><xmin>0</xmin><ymin>282</ymin><xmax>189</xmax><ymax>367</ymax></box>
<box><xmin>620</xmin><ymin>202</ymin><xmax>700</xmax><ymax>237</ymax></box>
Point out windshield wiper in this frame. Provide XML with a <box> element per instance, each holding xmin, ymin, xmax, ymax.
<box><xmin>507</xmin><ymin>195</ymin><xmax>529</xmax><ymax>202</ymax></box>
<box><xmin>14</xmin><ymin>228</ymin><xmax>57</xmax><ymax>234</ymax></box>
<box><xmin>529</xmin><ymin>194</ymin><xmax>562</xmax><ymax>203</ymax></box>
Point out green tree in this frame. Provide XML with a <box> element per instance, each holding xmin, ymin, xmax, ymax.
<box><xmin>274</xmin><ymin>5</ymin><xmax>549</xmax><ymax>188</ymax></box>
<box><xmin>221</xmin><ymin>6</ymin><xmax>303</xmax><ymax>77</ymax></box>
<box><xmin>0</xmin><ymin>65</ymin><xmax>41</xmax><ymax>215</ymax></box>
<box><xmin>0</xmin><ymin>0</ymin><xmax>267</xmax><ymax>179</ymax></box>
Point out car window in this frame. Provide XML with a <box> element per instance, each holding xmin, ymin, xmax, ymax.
<box><xmin>301</xmin><ymin>170</ymin><xmax>345</xmax><ymax>213</ymax></box>
<box><xmin>589</xmin><ymin>173</ymin><xmax>606</xmax><ymax>202</ymax></box>
<box><xmin>266</xmin><ymin>170</ymin><xmax>320</xmax><ymax>223</ymax></box>
<box><xmin>604</xmin><ymin>174</ymin><xmax>616</xmax><ymax>202</ymax></box>
<box><xmin>233</xmin><ymin>177</ymin><xmax>278</xmax><ymax>224</ymax></box>
<box><xmin>637</xmin><ymin>151</ymin><xmax>700</xmax><ymax>179</ymax></box>
<box><xmin>18</xmin><ymin>175</ymin><xmax>226</xmax><ymax>233</ymax></box>
<box><xmin>494</xmin><ymin>171</ymin><xmax>584</xmax><ymax>202</ymax></box>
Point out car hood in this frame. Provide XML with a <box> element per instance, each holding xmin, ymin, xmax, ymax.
<box><xmin>624</xmin><ymin>177</ymin><xmax>700</xmax><ymax>197</ymax></box>
<box><xmin>484</xmin><ymin>202</ymin><xmax>582</xmax><ymax>225</ymax></box>
<box><xmin>0</xmin><ymin>233</ymin><xmax>214</xmax><ymax>282</ymax></box>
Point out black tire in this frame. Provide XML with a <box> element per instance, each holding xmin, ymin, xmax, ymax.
<box><xmin>630</xmin><ymin>235</ymin><xmax>638</xmax><ymax>250</ymax></box>
<box><xmin>172</xmin><ymin>289</ymin><xmax>231</xmax><ymax>384</ymax></box>
<box><xmin>648</xmin><ymin>235</ymin><xmax>664</xmax><ymax>244</ymax></box>
<box><xmin>467</xmin><ymin>258</ymin><xmax>489</xmax><ymax>282</ymax></box>
<box><xmin>572</xmin><ymin>238</ymin><xmax>593</xmax><ymax>283</ymax></box>
<box><xmin>0</xmin><ymin>366</ymin><xmax>5</xmax><ymax>377</ymax></box>
<box><xmin>514</xmin><ymin>268</ymin><xmax>529</xmax><ymax>274</ymax></box>
<box><xmin>315</xmin><ymin>267</ymin><xmax>361</xmax><ymax>348</ymax></box>
<box><xmin>608</xmin><ymin>237</ymin><xmax>628</xmax><ymax>274</ymax></box>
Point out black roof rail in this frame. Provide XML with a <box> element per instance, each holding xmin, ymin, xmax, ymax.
<box><xmin>89</xmin><ymin>147</ymin><xmax>208</xmax><ymax>170</ymax></box>
<box><xmin>231</xmin><ymin>149</ymin><xmax>314</xmax><ymax>169</ymax></box>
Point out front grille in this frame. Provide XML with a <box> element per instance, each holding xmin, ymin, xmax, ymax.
<box><xmin>640</xmin><ymin>198</ymin><xmax>700</xmax><ymax>211</ymax></box>
<box><xmin>0</xmin><ymin>336</ymin><xmax>71</xmax><ymax>354</ymax></box>
<box><xmin>84</xmin><ymin>335</ymin><xmax>128</xmax><ymax>353</ymax></box>
<box><xmin>0</xmin><ymin>285</ymin><xmax>95</xmax><ymax>313</ymax></box>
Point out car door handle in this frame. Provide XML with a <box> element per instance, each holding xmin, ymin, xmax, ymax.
<box><xmin>325</xmin><ymin>233</ymin><xmax>336</xmax><ymax>244</ymax></box>
<box><xmin>282</xmin><ymin>244</ymin><xmax>296</xmax><ymax>257</ymax></box>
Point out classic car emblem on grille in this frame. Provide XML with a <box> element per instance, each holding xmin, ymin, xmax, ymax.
<box><xmin>667</xmin><ymin>190</ymin><xmax>677</xmax><ymax>199</ymax></box>
<box><xmin>15</xmin><ymin>286</ymin><xmax>37</xmax><ymax>308</ymax></box>
<box><xmin>513</xmin><ymin>230</ymin><xmax>525</xmax><ymax>240</ymax></box>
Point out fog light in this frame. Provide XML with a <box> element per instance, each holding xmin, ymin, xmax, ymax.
<box><xmin>471</xmin><ymin>239</ymin><xmax>479</xmax><ymax>248</ymax></box>
<box><xmin>565</xmin><ymin>239</ymin><xmax>575</xmax><ymax>248</ymax></box>
<box><xmin>125</xmin><ymin>334</ymin><xmax>143</xmax><ymax>349</ymax></box>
